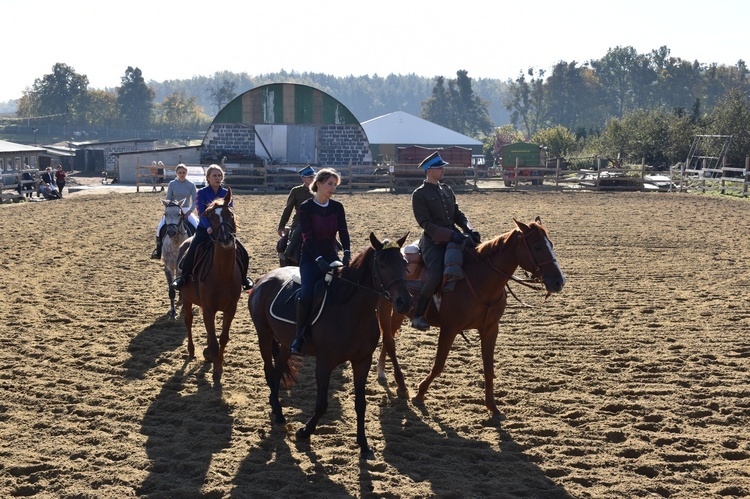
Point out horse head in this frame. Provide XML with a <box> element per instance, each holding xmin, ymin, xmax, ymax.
<box><xmin>204</xmin><ymin>188</ymin><xmax>237</xmax><ymax>248</ymax></box>
<box><xmin>514</xmin><ymin>217</ymin><xmax>566</xmax><ymax>294</ymax></box>
<box><xmin>162</xmin><ymin>198</ymin><xmax>186</xmax><ymax>237</ymax></box>
<box><xmin>369</xmin><ymin>232</ymin><xmax>412</xmax><ymax>314</ymax></box>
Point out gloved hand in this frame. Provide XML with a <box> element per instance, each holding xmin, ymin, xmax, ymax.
<box><xmin>449</xmin><ymin>232</ymin><xmax>469</xmax><ymax>245</ymax></box>
<box><xmin>342</xmin><ymin>250</ymin><xmax>351</xmax><ymax>267</ymax></box>
<box><xmin>316</xmin><ymin>256</ymin><xmax>330</xmax><ymax>272</ymax></box>
<box><xmin>468</xmin><ymin>230</ymin><xmax>481</xmax><ymax>245</ymax></box>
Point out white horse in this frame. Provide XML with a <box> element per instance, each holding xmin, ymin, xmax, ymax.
<box><xmin>160</xmin><ymin>198</ymin><xmax>189</xmax><ymax>319</ymax></box>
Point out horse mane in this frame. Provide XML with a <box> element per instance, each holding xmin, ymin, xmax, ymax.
<box><xmin>475</xmin><ymin>222</ymin><xmax>548</xmax><ymax>258</ymax></box>
<box><xmin>341</xmin><ymin>244</ymin><xmax>374</xmax><ymax>284</ymax></box>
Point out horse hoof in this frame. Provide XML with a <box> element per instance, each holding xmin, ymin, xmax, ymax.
<box><xmin>360</xmin><ymin>447</ymin><xmax>376</xmax><ymax>460</ymax></box>
<box><xmin>296</xmin><ymin>427</ymin><xmax>311</xmax><ymax>440</ymax></box>
<box><xmin>490</xmin><ymin>412</ymin><xmax>507</xmax><ymax>423</ymax></box>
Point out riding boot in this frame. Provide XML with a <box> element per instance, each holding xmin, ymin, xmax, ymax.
<box><xmin>290</xmin><ymin>296</ymin><xmax>312</xmax><ymax>356</ymax></box>
<box><xmin>171</xmin><ymin>247</ymin><xmax>195</xmax><ymax>290</ymax></box>
<box><xmin>411</xmin><ymin>295</ymin><xmax>431</xmax><ymax>331</ymax></box>
<box><xmin>150</xmin><ymin>236</ymin><xmax>162</xmax><ymax>259</ymax></box>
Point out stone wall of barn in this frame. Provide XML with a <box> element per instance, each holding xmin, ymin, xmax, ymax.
<box><xmin>201</xmin><ymin>123</ymin><xmax>370</xmax><ymax>167</ymax></box>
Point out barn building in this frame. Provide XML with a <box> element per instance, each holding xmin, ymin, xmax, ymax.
<box><xmin>201</xmin><ymin>83</ymin><xmax>372</xmax><ymax>168</ymax></box>
<box><xmin>361</xmin><ymin>111</ymin><xmax>483</xmax><ymax>163</ymax></box>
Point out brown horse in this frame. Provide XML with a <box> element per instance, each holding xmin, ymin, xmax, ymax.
<box><xmin>177</xmin><ymin>189</ymin><xmax>242</xmax><ymax>386</ymax></box>
<box><xmin>248</xmin><ymin>233</ymin><xmax>412</xmax><ymax>459</ymax></box>
<box><xmin>376</xmin><ymin>217</ymin><xmax>566</xmax><ymax>420</ymax></box>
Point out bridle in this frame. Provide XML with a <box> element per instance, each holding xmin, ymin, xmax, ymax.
<box><xmin>372</xmin><ymin>247</ymin><xmax>408</xmax><ymax>300</ymax></box>
<box><xmin>473</xmin><ymin>225</ymin><xmax>556</xmax><ymax>292</ymax></box>
<box><xmin>207</xmin><ymin>206</ymin><xmax>237</xmax><ymax>244</ymax></box>
<box><xmin>164</xmin><ymin>202</ymin><xmax>187</xmax><ymax>236</ymax></box>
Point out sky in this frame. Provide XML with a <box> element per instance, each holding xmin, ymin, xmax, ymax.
<box><xmin>2</xmin><ymin>0</ymin><xmax>747</xmax><ymax>103</ymax></box>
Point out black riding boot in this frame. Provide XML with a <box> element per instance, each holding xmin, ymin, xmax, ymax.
<box><xmin>411</xmin><ymin>295</ymin><xmax>431</xmax><ymax>331</ymax></box>
<box><xmin>290</xmin><ymin>296</ymin><xmax>312</xmax><ymax>356</ymax></box>
<box><xmin>150</xmin><ymin>236</ymin><xmax>162</xmax><ymax>259</ymax></box>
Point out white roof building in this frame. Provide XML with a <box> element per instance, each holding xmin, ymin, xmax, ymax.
<box><xmin>361</xmin><ymin>111</ymin><xmax>482</xmax><ymax>161</ymax></box>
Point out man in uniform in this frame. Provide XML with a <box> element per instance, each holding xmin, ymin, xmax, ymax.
<box><xmin>277</xmin><ymin>166</ymin><xmax>315</xmax><ymax>265</ymax></box>
<box><xmin>410</xmin><ymin>151</ymin><xmax>480</xmax><ymax>330</ymax></box>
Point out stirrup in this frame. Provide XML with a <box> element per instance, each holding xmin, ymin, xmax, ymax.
<box><xmin>243</xmin><ymin>277</ymin><xmax>254</xmax><ymax>290</ymax></box>
<box><xmin>151</xmin><ymin>248</ymin><xmax>161</xmax><ymax>259</ymax></box>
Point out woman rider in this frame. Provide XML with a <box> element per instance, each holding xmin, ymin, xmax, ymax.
<box><xmin>290</xmin><ymin>168</ymin><xmax>351</xmax><ymax>356</ymax></box>
<box><xmin>150</xmin><ymin>163</ymin><xmax>199</xmax><ymax>259</ymax></box>
<box><xmin>171</xmin><ymin>164</ymin><xmax>253</xmax><ymax>291</ymax></box>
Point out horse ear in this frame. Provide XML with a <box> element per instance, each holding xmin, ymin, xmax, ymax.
<box><xmin>514</xmin><ymin>218</ymin><xmax>531</xmax><ymax>232</ymax></box>
<box><xmin>369</xmin><ymin>232</ymin><xmax>383</xmax><ymax>251</ymax></box>
<box><xmin>178</xmin><ymin>198</ymin><xmax>186</xmax><ymax>207</ymax></box>
<box><xmin>224</xmin><ymin>187</ymin><xmax>232</xmax><ymax>203</ymax></box>
<box><xmin>161</xmin><ymin>198</ymin><xmax>169</xmax><ymax>207</ymax></box>
<box><xmin>535</xmin><ymin>216</ymin><xmax>542</xmax><ymax>225</ymax></box>
<box><xmin>396</xmin><ymin>231</ymin><xmax>410</xmax><ymax>248</ymax></box>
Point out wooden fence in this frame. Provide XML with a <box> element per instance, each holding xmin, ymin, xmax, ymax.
<box><xmin>676</xmin><ymin>156</ymin><xmax>750</xmax><ymax>197</ymax></box>
<box><xmin>130</xmin><ymin>156</ymin><xmax>750</xmax><ymax>197</ymax></box>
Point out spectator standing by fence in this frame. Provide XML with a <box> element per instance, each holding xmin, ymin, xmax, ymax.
<box><xmin>55</xmin><ymin>165</ymin><xmax>66</xmax><ymax>198</ymax></box>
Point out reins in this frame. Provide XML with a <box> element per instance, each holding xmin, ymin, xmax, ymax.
<box><xmin>334</xmin><ymin>248</ymin><xmax>405</xmax><ymax>300</ymax></box>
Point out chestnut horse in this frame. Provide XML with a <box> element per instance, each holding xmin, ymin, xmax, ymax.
<box><xmin>376</xmin><ymin>217</ymin><xmax>566</xmax><ymax>420</ymax></box>
<box><xmin>177</xmin><ymin>189</ymin><xmax>242</xmax><ymax>386</ymax></box>
<box><xmin>248</xmin><ymin>233</ymin><xmax>412</xmax><ymax>459</ymax></box>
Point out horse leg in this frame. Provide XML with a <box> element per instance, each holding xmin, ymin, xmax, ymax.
<box><xmin>377</xmin><ymin>308</ymin><xmax>408</xmax><ymax>394</ymax></box>
<box><xmin>297</xmin><ymin>361</ymin><xmax>331</xmax><ymax>440</ymax></box>
<box><xmin>352</xmin><ymin>356</ymin><xmax>375</xmax><ymax>459</ymax></box>
<box><xmin>268</xmin><ymin>340</ymin><xmax>289</xmax><ymax>425</ymax></box>
<box><xmin>480</xmin><ymin>323</ymin><xmax>503</xmax><ymax>419</ymax></box>
<box><xmin>184</xmin><ymin>300</ymin><xmax>195</xmax><ymax>358</ymax></box>
<box><xmin>415</xmin><ymin>328</ymin><xmax>459</xmax><ymax>402</ymax></box>
<box><xmin>202</xmin><ymin>309</ymin><xmax>219</xmax><ymax>366</ymax></box>
<box><xmin>168</xmin><ymin>287</ymin><xmax>176</xmax><ymax>319</ymax></box>
<box><xmin>214</xmin><ymin>306</ymin><xmax>236</xmax><ymax>385</ymax></box>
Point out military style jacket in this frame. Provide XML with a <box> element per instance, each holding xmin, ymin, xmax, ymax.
<box><xmin>411</xmin><ymin>181</ymin><xmax>470</xmax><ymax>246</ymax></box>
<box><xmin>278</xmin><ymin>184</ymin><xmax>314</xmax><ymax>232</ymax></box>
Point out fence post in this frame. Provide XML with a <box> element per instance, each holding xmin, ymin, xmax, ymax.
<box><xmin>744</xmin><ymin>156</ymin><xmax>749</xmax><ymax>197</ymax></box>
<box><xmin>641</xmin><ymin>157</ymin><xmax>645</xmax><ymax>191</ymax></box>
<box><xmin>514</xmin><ymin>157</ymin><xmax>520</xmax><ymax>189</ymax></box>
<box><xmin>720</xmin><ymin>156</ymin><xmax>726</xmax><ymax>194</ymax></box>
<box><xmin>595</xmin><ymin>157</ymin><xmax>601</xmax><ymax>190</ymax></box>
<box><xmin>555</xmin><ymin>158</ymin><xmax>560</xmax><ymax>190</ymax></box>
<box><xmin>136</xmin><ymin>157</ymin><xmax>141</xmax><ymax>193</ymax></box>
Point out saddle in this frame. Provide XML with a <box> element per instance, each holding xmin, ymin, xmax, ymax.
<box><xmin>403</xmin><ymin>240</ymin><xmax>465</xmax><ymax>301</ymax></box>
<box><xmin>269</xmin><ymin>270</ymin><xmax>332</xmax><ymax>325</ymax></box>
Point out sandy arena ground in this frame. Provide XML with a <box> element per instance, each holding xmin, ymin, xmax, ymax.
<box><xmin>0</xmin><ymin>182</ymin><xmax>748</xmax><ymax>498</ymax></box>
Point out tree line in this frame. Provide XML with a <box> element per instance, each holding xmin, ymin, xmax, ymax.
<box><xmin>7</xmin><ymin>45</ymin><xmax>750</xmax><ymax>167</ymax></box>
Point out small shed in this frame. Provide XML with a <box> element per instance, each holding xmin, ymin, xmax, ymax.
<box><xmin>113</xmin><ymin>145</ymin><xmax>202</xmax><ymax>184</ymax></box>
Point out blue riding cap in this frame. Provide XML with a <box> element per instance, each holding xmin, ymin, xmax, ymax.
<box><xmin>418</xmin><ymin>151</ymin><xmax>449</xmax><ymax>171</ymax></box>
<box><xmin>298</xmin><ymin>166</ymin><xmax>316</xmax><ymax>177</ymax></box>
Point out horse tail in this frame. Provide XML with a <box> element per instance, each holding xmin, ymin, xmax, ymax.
<box><xmin>272</xmin><ymin>339</ymin><xmax>300</xmax><ymax>389</ymax></box>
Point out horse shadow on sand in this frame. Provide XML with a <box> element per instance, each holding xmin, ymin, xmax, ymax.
<box><xmin>123</xmin><ymin>312</ymin><xmax>188</xmax><ymax>380</ymax></box>
<box><xmin>368</xmin><ymin>388</ymin><xmax>572</xmax><ymax>498</ymax></box>
<box><xmin>137</xmin><ymin>359</ymin><xmax>233</xmax><ymax>497</ymax></box>
<box><xmin>230</xmin><ymin>361</ymin><xmax>354</xmax><ymax>497</ymax></box>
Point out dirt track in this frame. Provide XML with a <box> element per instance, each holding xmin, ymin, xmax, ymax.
<box><xmin>0</xmin><ymin>187</ymin><xmax>748</xmax><ymax>498</ymax></box>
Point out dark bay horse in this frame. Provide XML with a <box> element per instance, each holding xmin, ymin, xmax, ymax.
<box><xmin>376</xmin><ymin>217</ymin><xmax>566</xmax><ymax>420</ymax></box>
<box><xmin>160</xmin><ymin>198</ymin><xmax>188</xmax><ymax>320</ymax></box>
<box><xmin>178</xmin><ymin>189</ymin><xmax>243</xmax><ymax>386</ymax></box>
<box><xmin>248</xmin><ymin>233</ymin><xmax>412</xmax><ymax>459</ymax></box>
